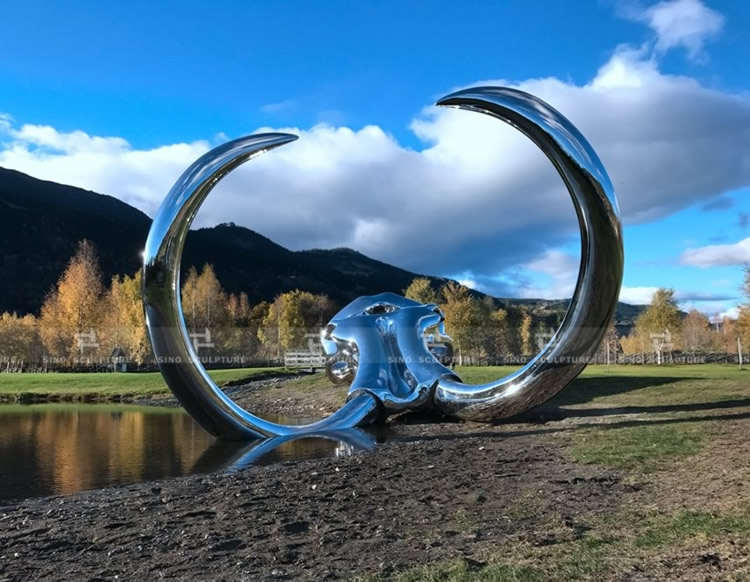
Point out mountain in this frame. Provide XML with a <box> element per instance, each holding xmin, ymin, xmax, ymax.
<box><xmin>0</xmin><ymin>167</ymin><xmax>452</xmax><ymax>315</ymax></box>
<box><xmin>0</xmin><ymin>166</ymin><xmax>646</xmax><ymax>325</ymax></box>
<box><xmin>0</xmin><ymin>167</ymin><xmax>150</xmax><ymax>315</ymax></box>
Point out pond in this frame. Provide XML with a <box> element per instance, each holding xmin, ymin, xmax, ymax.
<box><xmin>0</xmin><ymin>404</ymin><xmax>383</xmax><ymax>502</ymax></box>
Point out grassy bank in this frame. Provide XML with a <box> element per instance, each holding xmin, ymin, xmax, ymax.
<box><xmin>0</xmin><ymin>363</ymin><xmax>745</xmax><ymax>405</ymax></box>
<box><xmin>264</xmin><ymin>363</ymin><xmax>750</xmax><ymax>414</ymax></box>
<box><xmin>0</xmin><ymin>367</ymin><xmax>290</xmax><ymax>402</ymax></box>
<box><xmin>458</xmin><ymin>363</ymin><xmax>749</xmax><ymax>408</ymax></box>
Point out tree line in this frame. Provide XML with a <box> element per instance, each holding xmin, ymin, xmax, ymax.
<box><xmin>0</xmin><ymin>240</ymin><xmax>748</xmax><ymax>370</ymax></box>
<box><xmin>0</xmin><ymin>241</ymin><xmax>342</xmax><ymax>369</ymax></box>
<box><xmin>619</xmin><ymin>283</ymin><xmax>750</xmax><ymax>362</ymax></box>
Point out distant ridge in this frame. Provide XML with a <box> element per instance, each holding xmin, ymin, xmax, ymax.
<box><xmin>0</xmin><ymin>167</ymin><xmax>449</xmax><ymax>315</ymax></box>
<box><xmin>0</xmin><ymin>166</ymin><xmax>646</xmax><ymax>326</ymax></box>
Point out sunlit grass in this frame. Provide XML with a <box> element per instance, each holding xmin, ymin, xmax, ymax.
<box><xmin>0</xmin><ymin>363</ymin><xmax>747</xmax><ymax>407</ymax></box>
<box><xmin>634</xmin><ymin>510</ymin><xmax>750</xmax><ymax>548</ymax></box>
<box><xmin>571</xmin><ymin>424</ymin><xmax>707</xmax><ymax>473</ymax></box>
<box><xmin>356</xmin><ymin>535</ymin><xmax>619</xmax><ymax>581</ymax></box>
<box><xmin>455</xmin><ymin>364</ymin><xmax>750</xmax><ymax>409</ymax></box>
<box><xmin>0</xmin><ymin>367</ymin><xmax>288</xmax><ymax>399</ymax></box>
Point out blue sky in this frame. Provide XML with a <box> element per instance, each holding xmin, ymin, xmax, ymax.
<box><xmin>1</xmin><ymin>0</ymin><xmax>748</xmax><ymax>316</ymax></box>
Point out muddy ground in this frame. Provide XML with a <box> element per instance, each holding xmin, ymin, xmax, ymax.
<box><xmin>1</xmin><ymin>375</ymin><xmax>749</xmax><ymax>581</ymax></box>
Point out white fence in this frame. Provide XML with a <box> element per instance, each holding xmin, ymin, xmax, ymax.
<box><xmin>284</xmin><ymin>351</ymin><xmax>326</xmax><ymax>369</ymax></box>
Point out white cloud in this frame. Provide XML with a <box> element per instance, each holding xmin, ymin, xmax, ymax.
<box><xmin>618</xmin><ymin>286</ymin><xmax>737</xmax><ymax>310</ymax></box>
<box><xmin>621</xmin><ymin>0</ymin><xmax>724</xmax><ymax>61</ymax></box>
<box><xmin>0</xmin><ymin>122</ymin><xmax>211</xmax><ymax>214</ymax></box>
<box><xmin>682</xmin><ymin>300</ymin><xmax>736</xmax><ymax>317</ymax></box>
<box><xmin>717</xmin><ymin>306</ymin><xmax>739</xmax><ymax>321</ymax></box>
<box><xmin>457</xmin><ymin>278</ymin><xmax>480</xmax><ymax>291</ymax></box>
<box><xmin>619</xmin><ymin>286</ymin><xmax>660</xmax><ymax>304</ymax></box>
<box><xmin>0</xmin><ymin>5</ymin><xmax>748</xmax><ymax>297</ymax></box>
<box><xmin>517</xmin><ymin>250</ymin><xmax>580</xmax><ymax>299</ymax></box>
<box><xmin>680</xmin><ymin>237</ymin><xmax>750</xmax><ymax>267</ymax></box>
<box><xmin>0</xmin><ymin>114</ymin><xmax>13</xmax><ymax>133</ymax></box>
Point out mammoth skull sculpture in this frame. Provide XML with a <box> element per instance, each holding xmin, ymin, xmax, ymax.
<box><xmin>142</xmin><ymin>86</ymin><xmax>624</xmax><ymax>440</ymax></box>
<box><xmin>321</xmin><ymin>293</ymin><xmax>457</xmax><ymax>415</ymax></box>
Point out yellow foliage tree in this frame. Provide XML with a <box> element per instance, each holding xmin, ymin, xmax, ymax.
<box><xmin>101</xmin><ymin>272</ymin><xmax>150</xmax><ymax>364</ymax></box>
<box><xmin>258</xmin><ymin>290</ymin><xmax>335</xmax><ymax>357</ymax></box>
<box><xmin>738</xmin><ymin>267</ymin><xmax>750</xmax><ymax>352</ymax></box>
<box><xmin>181</xmin><ymin>266</ymin><xmax>199</xmax><ymax>328</ymax></box>
<box><xmin>180</xmin><ymin>264</ymin><xmax>230</xmax><ymax>358</ymax></box>
<box><xmin>39</xmin><ymin>240</ymin><xmax>104</xmax><ymax>361</ymax></box>
<box><xmin>679</xmin><ymin>309</ymin><xmax>713</xmax><ymax>354</ymax></box>
<box><xmin>0</xmin><ymin>313</ymin><xmax>41</xmax><ymax>370</ymax></box>
<box><xmin>404</xmin><ymin>277</ymin><xmax>440</xmax><ymax>305</ymax></box>
<box><xmin>440</xmin><ymin>282</ymin><xmax>485</xmax><ymax>364</ymax></box>
<box><xmin>488</xmin><ymin>305</ymin><xmax>510</xmax><ymax>358</ymax></box>
<box><xmin>519</xmin><ymin>308</ymin><xmax>533</xmax><ymax>356</ymax></box>
<box><xmin>181</xmin><ymin>264</ymin><xmax>228</xmax><ymax>331</ymax></box>
<box><xmin>634</xmin><ymin>288</ymin><xmax>681</xmax><ymax>363</ymax></box>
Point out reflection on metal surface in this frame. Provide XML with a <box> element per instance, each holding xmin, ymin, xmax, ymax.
<box><xmin>321</xmin><ymin>293</ymin><xmax>458</xmax><ymax>414</ymax></box>
<box><xmin>197</xmin><ymin>429</ymin><xmax>379</xmax><ymax>474</ymax></box>
<box><xmin>143</xmin><ymin>86</ymin><xmax>623</xmax><ymax>438</ymax></box>
<box><xmin>432</xmin><ymin>87</ymin><xmax>623</xmax><ymax>421</ymax></box>
<box><xmin>142</xmin><ymin>134</ymin><xmax>381</xmax><ymax>440</ymax></box>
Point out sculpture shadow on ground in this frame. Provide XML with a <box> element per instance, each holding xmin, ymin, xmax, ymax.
<box><xmin>406</xmin><ymin>410</ymin><xmax>750</xmax><ymax>446</ymax></box>
<box><xmin>388</xmin><ymin>373</ymin><xmax>750</xmax><ymax>431</ymax></box>
<box><xmin>496</xmin><ymin>374</ymin><xmax>750</xmax><ymax>423</ymax></box>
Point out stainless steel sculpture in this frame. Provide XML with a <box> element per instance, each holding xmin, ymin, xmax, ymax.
<box><xmin>143</xmin><ymin>86</ymin><xmax>623</xmax><ymax>440</ymax></box>
<box><xmin>321</xmin><ymin>293</ymin><xmax>457</xmax><ymax>414</ymax></box>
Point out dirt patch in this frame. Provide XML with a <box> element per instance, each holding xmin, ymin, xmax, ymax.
<box><xmin>134</xmin><ymin>373</ymin><xmax>328</xmax><ymax>415</ymax></box>
<box><xmin>229</xmin><ymin>374</ymin><xmax>345</xmax><ymax>418</ymax></box>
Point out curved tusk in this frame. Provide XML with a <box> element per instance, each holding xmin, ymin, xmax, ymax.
<box><xmin>142</xmin><ymin>133</ymin><xmax>380</xmax><ymax>440</ymax></box>
<box><xmin>433</xmin><ymin>87</ymin><xmax>624</xmax><ymax>422</ymax></box>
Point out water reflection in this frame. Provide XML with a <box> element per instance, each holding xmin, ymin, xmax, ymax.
<box><xmin>195</xmin><ymin>429</ymin><xmax>378</xmax><ymax>474</ymax></box>
<box><xmin>0</xmin><ymin>404</ymin><xmax>381</xmax><ymax>502</ymax></box>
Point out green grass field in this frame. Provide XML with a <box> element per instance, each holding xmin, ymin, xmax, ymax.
<box><xmin>0</xmin><ymin>367</ymin><xmax>290</xmax><ymax>401</ymax></box>
<box><xmin>0</xmin><ymin>363</ymin><xmax>746</xmax><ymax>404</ymax></box>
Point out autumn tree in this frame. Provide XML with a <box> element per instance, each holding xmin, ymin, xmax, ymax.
<box><xmin>738</xmin><ymin>267</ymin><xmax>750</xmax><ymax>354</ymax></box>
<box><xmin>179</xmin><ymin>264</ymin><xmax>231</xmax><ymax>358</ymax></box>
<box><xmin>39</xmin><ymin>240</ymin><xmax>104</xmax><ymax>361</ymax></box>
<box><xmin>439</xmin><ymin>282</ymin><xmax>487</xmax><ymax>364</ymax></box>
<box><xmin>0</xmin><ymin>313</ymin><xmax>42</xmax><ymax>370</ymax></box>
<box><xmin>595</xmin><ymin>322</ymin><xmax>620</xmax><ymax>364</ymax></box>
<box><xmin>519</xmin><ymin>308</ymin><xmax>533</xmax><ymax>356</ymax></box>
<box><xmin>221</xmin><ymin>291</ymin><xmax>257</xmax><ymax>359</ymax></box>
<box><xmin>637</xmin><ymin>288</ymin><xmax>681</xmax><ymax>335</ymax></box>
<box><xmin>247</xmin><ymin>301</ymin><xmax>272</xmax><ymax>358</ymax></box>
<box><xmin>620</xmin><ymin>329</ymin><xmax>649</xmax><ymax>358</ymax></box>
<box><xmin>227</xmin><ymin>292</ymin><xmax>251</xmax><ymax>326</ymax></box>
<box><xmin>404</xmin><ymin>277</ymin><xmax>440</xmax><ymax>305</ymax></box>
<box><xmin>181</xmin><ymin>267</ymin><xmax>199</xmax><ymax>328</ymax></box>
<box><xmin>101</xmin><ymin>272</ymin><xmax>149</xmax><ymax>364</ymax></box>
<box><xmin>679</xmin><ymin>309</ymin><xmax>713</xmax><ymax>355</ymax></box>
<box><xmin>297</xmin><ymin>292</ymin><xmax>338</xmax><ymax>328</ymax></box>
<box><xmin>258</xmin><ymin>291</ymin><xmax>336</xmax><ymax>358</ymax></box>
<box><xmin>485</xmin><ymin>301</ymin><xmax>510</xmax><ymax>359</ymax></box>
<box><xmin>181</xmin><ymin>264</ymin><xmax>228</xmax><ymax>330</ymax></box>
<box><xmin>634</xmin><ymin>288</ymin><xmax>681</xmax><ymax>364</ymax></box>
<box><xmin>715</xmin><ymin>316</ymin><xmax>739</xmax><ymax>355</ymax></box>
